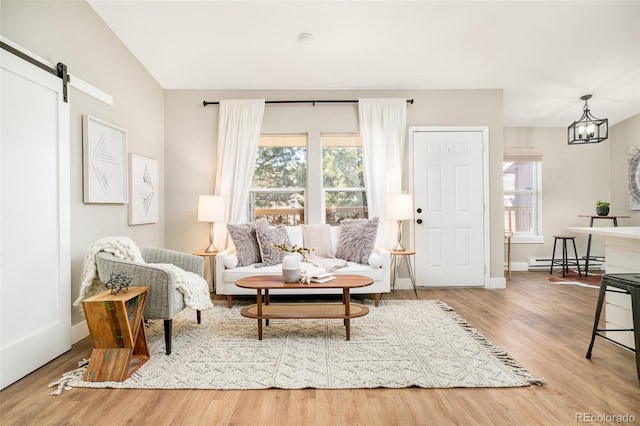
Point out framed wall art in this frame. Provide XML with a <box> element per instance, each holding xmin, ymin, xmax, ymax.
<box><xmin>129</xmin><ymin>153</ymin><xmax>159</xmax><ymax>225</ymax></box>
<box><xmin>82</xmin><ymin>115</ymin><xmax>128</xmax><ymax>203</ymax></box>
<box><xmin>629</xmin><ymin>145</ymin><xmax>640</xmax><ymax>211</ymax></box>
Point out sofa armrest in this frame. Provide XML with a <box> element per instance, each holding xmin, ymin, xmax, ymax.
<box><xmin>215</xmin><ymin>248</ymin><xmax>236</xmax><ymax>264</ymax></box>
<box><xmin>373</xmin><ymin>246</ymin><xmax>391</xmax><ymax>271</ymax></box>
<box><xmin>215</xmin><ymin>248</ymin><xmax>236</xmax><ymax>289</ymax></box>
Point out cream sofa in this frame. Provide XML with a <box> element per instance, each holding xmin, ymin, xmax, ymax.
<box><xmin>215</xmin><ymin>225</ymin><xmax>390</xmax><ymax>308</ymax></box>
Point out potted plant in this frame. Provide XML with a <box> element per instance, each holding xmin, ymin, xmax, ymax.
<box><xmin>596</xmin><ymin>200</ymin><xmax>610</xmax><ymax>216</ymax></box>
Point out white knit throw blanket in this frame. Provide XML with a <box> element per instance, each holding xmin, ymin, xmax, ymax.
<box><xmin>301</xmin><ymin>224</ymin><xmax>347</xmax><ymax>272</ymax></box>
<box><xmin>73</xmin><ymin>236</ymin><xmax>212</xmax><ymax>311</ymax></box>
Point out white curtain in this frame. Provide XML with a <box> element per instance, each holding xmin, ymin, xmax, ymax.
<box><xmin>214</xmin><ymin>99</ymin><xmax>265</xmax><ymax>247</ymax></box>
<box><xmin>358</xmin><ymin>98</ymin><xmax>407</xmax><ymax>247</ymax></box>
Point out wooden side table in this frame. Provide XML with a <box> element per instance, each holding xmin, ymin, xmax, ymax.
<box><xmin>82</xmin><ymin>287</ymin><xmax>150</xmax><ymax>382</ymax></box>
<box><xmin>578</xmin><ymin>215</ymin><xmax>630</xmax><ymax>276</ymax></box>
<box><xmin>389</xmin><ymin>249</ymin><xmax>418</xmax><ymax>298</ymax></box>
<box><xmin>194</xmin><ymin>250</ymin><xmax>218</xmax><ymax>293</ymax></box>
<box><xmin>504</xmin><ymin>230</ymin><xmax>513</xmax><ymax>280</ymax></box>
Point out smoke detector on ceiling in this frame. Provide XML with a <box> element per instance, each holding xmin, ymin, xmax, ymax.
<box><xmin>297</xmin><ymin>33</ymin><xmax>313</xmax><ymax>45</ymax></box>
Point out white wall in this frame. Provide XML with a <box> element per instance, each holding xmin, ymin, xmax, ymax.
<box><xmin>1</xmin><ymin>1</ymin><xmax>165</xmax><ymax>327</ymax></box>
<box><xmin>504</xmin><ymin>115</ymin><xmax>640</xmax><ymax>265</ymax></box>
<box><xmin>5</xmin><ymin>1</ymin><xmax>633</xmax><ymax>317</ymax></box>
<box><xmin>610</xmin><ymin>114</ymin><xmax>640</xmax><ymax>226</ymax></box>
<box><xmin>164</xmin><ymin>89</ymin><xmax>507</xmax><ymax>280</ymax></box>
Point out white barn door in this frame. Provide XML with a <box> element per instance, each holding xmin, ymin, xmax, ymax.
<box><xmin>411</xmin><ymin>127</ymin><xmax>488</xmax><ymax>287</ymax></box>
<box><xmin>1</xmin><ymin>49</ymin><xmax>71</xmax><ymax>389</ymax></box>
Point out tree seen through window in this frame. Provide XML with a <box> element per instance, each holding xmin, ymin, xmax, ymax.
<box><xmin>249</xmin><ymin>134</ymin><xmax>368</xmax><ymax>225</ymax></box>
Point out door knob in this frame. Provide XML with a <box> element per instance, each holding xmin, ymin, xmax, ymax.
<box><xmin>416</xmin><ymin>219</ymin><xmax>423</xmax><ymax>224</ymax></box>
<box><xmin>416</xmin><ymin>208</ymin><xmax>422</xmax><ymax>213</ymax></box>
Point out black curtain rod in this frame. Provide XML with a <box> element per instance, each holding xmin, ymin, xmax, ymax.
<box><xmin>203</xmin><ymin>99</ymin><xmax>414</xmax><ymax>107</ymax></box>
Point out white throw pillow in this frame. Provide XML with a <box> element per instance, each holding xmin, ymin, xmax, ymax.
<box><xmin>224</xmin><ymin>254</ymin><xmax>238</xmax><ymax>269</ymax></box>
<box><xmin>368</xmin><ymin>252</ymin><xmax>382</xmax><ymax>269</ymax></box>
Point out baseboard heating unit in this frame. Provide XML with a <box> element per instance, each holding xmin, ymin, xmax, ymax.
<box><xmin>527</xmin><ymin>257</ymin><xmax>604</xmax><ymax>271</ymax></box>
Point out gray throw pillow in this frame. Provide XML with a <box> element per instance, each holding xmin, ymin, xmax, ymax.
<box><xmin>335</xmin><ymin>217</ymin><xmax>379</xmax><ymax>264</ymax></box>
<box><xmin>227</xmin><ymin>219</ymin><xmax>269</xmax><ymax>266</ymax></box>
<box><xmin>256</xmin><ymin>225</ymin><xmax>292</xmax><ymax>266</ymax></box>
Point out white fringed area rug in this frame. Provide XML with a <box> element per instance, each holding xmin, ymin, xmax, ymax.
<box><xmin>53</xmin><ymin>300</ymin><xmax>543</xmax><ymax>392</ymax></box>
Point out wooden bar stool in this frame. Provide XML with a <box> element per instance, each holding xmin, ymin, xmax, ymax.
<box><xmin>550</xmin><ymin>235</ymin><xmax>582</xmax><ymax>277</ymax></box>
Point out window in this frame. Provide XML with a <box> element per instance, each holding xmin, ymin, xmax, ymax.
<box><xmin>249</xmin><ymin>133</ymin><xmax>368</xmax><ymax>226</ymax></box>
<box><xmin>503</xmin><ymin>147</ymin><xmax>543</xmax><ymax>243</ymax></box>
<box><xmin>249</xmin><ymin>134</ymin><xmax>306</xmax><ymax>225</ymax></box>
<box><xmin>322</xmin><ymin>134</ymin><xmax>368</xmax><ymax>225</ymax></box>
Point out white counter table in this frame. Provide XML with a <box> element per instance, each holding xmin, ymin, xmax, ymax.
<box><xmin>567</xmin><ymin>226</ymin><xmax>640</xmax><ymax>349</ymax></box>
<box><xmin>567</xmin><ymin>226</ymin><xmax>640</xmax><ymax>242</ymax></box>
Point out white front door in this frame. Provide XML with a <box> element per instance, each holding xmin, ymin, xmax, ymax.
<box><xmin>411</xmin><ymin>128</ymin><xmax>487</xmax><ymax>287</ymax></box>
<box><xmin>1</xmin><ymin>49</ymin><xmax>71</xmax><ymax>389</ymax></box>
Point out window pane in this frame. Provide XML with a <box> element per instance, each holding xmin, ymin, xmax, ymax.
<box><xmin>504</xmin><ymin>193</ymin><xmax>534</xmax><ymax>233</ymax></box>
<box><xmin>322</xmin><ymin>134</ymin><xmax>367</xmax><ymax>226</ymax></box>
<box><xmin>503</xmin><ymin>159</ymin><xmax>540</xmax><ymax>236</ymax></box>
<box><xmin>323</xmin><ymin>146</ymin><xmax>364</xmax><ymax>187</ymax></box>
<box><xmin>253</xmin><ymin>146</ymin><xmax>306</xmax><ymax>188</ymax></box>
<box><xmin>503</xmin><ymin>162</ymin><xmax>534</xmax><ymax>191</ymax></box>
<box><xmin>250</xmin><ymin>191</ymin><xmax>304</xmax><ymax>225</ymax></box>
<box><xmin>251</xmin><ymin>134</ymin><xmax>307</xmax><ymax>224</ymax></box>
<box><xmin>325</xmin><ymin>190</ymin><xmax>368</xmax><ymax>225</ymax></box>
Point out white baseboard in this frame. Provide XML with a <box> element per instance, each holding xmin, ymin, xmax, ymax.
<box><xmin>488</xmin><ymin>277</ymin><xmax>506</xmax><ymax>289</ymax></box>
<box><xmin>396</xmin><ymin>277</ymin><xmax>506</xmax><ymax>290</ymax></box>
<box><xmin>509</xmin><ymin>261</ymin><xmax>529</xmax><ymax>272</ymax></box>
<box><xmin>71</xmin><ymin>320</ymin><xmax>89</xmax><ymax>344</ymax></box>
<box><xmin>393</xmin><ymin>277</ymin><xmax>413</xmax><ymax>290</ymax></box>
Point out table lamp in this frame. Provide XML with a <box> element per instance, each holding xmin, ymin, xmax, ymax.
<box><xmin>386</xmin><ymin>194</ymin><xmax>414</xmax><ymax>251</ymax></box>
<box><xmin>198</xmin><ymin>195</ymin><xmax>225</xmax><ymax>253</ymax></box>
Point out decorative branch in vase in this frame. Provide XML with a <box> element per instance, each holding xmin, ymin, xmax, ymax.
<box><xmin>273</xmin><ymin>244</ymin><xmax>313</xmax><ymax>259</ymax></box>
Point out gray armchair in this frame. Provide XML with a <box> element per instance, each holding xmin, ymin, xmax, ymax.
<box><xmin>95</xmin><ymin>247</ymin><xmax>205</xmax><ymax>355</ymax></box>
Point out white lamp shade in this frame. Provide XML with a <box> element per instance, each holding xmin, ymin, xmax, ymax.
<box><xmin>198</xmin><ymin>195</ymin><xmax>225</xmax><ymax>222</ymax></box>
<box><xmin>386</xmin><ymin>194</ymin><xmax>413</xmax><ymax>220</ymax></box>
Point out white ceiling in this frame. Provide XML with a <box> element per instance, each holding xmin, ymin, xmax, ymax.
<box><xmin>88</xmin><ymin>0</ymin><xmax>639</xmax><ymax>127</ymax></box>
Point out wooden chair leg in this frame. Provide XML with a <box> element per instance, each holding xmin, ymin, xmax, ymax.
<box><xmin>163</xmin><ymin>319</ymin><xmax>172</xmax><ymax>355</ymax></box>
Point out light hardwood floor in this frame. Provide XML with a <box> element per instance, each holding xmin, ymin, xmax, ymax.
<box><xmin>1</xmin><ymin>272</ymin><xmax>639</xmax><ymax>425</ymax></box>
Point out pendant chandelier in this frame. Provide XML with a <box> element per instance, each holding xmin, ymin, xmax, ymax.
<box><xmin>567</xmin><ymin>94</ymin><xmax>608</xmax><ymax>145</ymax></box>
